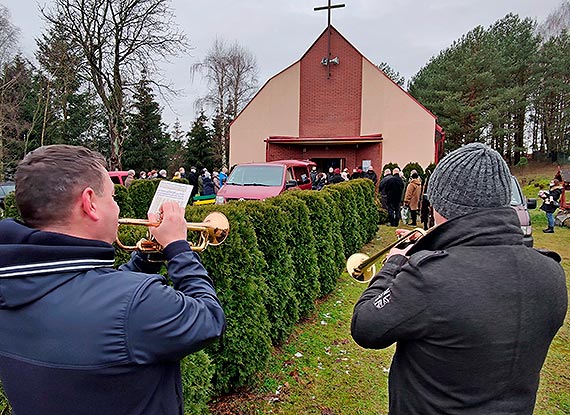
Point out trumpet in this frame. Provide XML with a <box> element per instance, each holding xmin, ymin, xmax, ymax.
<box><xmin>346</xmin><ymin>228</ymin><xmax>426</xmax><ymax>283</ymax></box>
<box><xmin>116</xmin><ymin>211</ymin><xmax>229</xmax><ymax>254</ymax></box>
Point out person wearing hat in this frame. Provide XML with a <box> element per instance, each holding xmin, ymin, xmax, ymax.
<box><xmin>328</xmin><ymin>167</ymin><xmax>343</xmax><ymax>184</ymax></box>
<box><xmin>365</xmin><ymin>165</ymin><xmax>378</xmax><ymax>185</ymax></box>
<box><xmin>351</xmin><ymin>143</ymin><xmax>567</xmax><ymax>415</ymax></box>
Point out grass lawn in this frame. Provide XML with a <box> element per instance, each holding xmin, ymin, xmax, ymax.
<box><xmin>210</xmin><ymin>163</ymin><xmax>570</xmax><ymax>415</ymax></box>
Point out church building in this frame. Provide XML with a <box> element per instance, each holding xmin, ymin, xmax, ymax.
<box><xmin>229</xmin><ymin>25</ymin><xmax>445</xmax><ymax>172</ymax></box>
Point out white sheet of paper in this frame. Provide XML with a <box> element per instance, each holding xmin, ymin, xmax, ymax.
<box><xmin>147</xmin><ymin>180</ymin><xmax>193</xmax><ymax>215</ymax></box>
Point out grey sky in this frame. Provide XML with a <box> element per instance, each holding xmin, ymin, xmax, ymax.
<box><xmin>2</xmin><ymin>0</ymin><xmax>562</xmax><ymax>130</ymax></box>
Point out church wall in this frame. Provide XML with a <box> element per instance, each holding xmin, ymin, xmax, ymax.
<box><xmin>299</xmin><ymin>30</ymin><xmax>362</xmax><ymax>137</ymax></box>
<box><xmin>360</xmin><ymin>59</ymin><xmax>435</xmax><ymax>169</ymax></box>
<box><xmin>229</xmin><ymin>63</ymin><xmax>301</xmax><ymax>166</ymax></box>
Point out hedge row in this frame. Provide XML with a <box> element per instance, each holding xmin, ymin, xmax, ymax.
<box><xmin>1</xmin><ymin>178</ymin><xmax>382</xmax><ymax>413</ymax></box>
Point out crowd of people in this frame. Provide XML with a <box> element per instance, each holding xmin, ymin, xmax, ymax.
<box><xmin>123</xmin><ymin>166</ymin><xmax>229</xmax><ymax>201</ymax></box>
<box><xmin>310</xmin><ymin>165</ymin><xmax>378</xmax><ymax>190</ymax></box>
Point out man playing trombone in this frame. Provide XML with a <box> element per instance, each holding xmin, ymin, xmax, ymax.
<box><xmin>0</xmin><ymin>145</ymin><xmax>226</xmax><ymax>414</ymax></box>
<box><xmin>351</xmin><ymin>143</ymin><xmax>567</xmax><ymax>415</ymax></box>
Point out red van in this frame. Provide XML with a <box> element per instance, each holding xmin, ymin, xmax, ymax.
<box><xmin>215</xmin><ymin>160</ymin><xmax>316</xmax><ymax>204</ymax></box>
<box><xmin>108</xmin><ymin>171</ymin><xmax>130</xmax><ymax>186</ymax></box>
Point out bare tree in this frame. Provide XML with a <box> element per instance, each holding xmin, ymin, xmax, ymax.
<box><xmin>191</xmin><ymin>38</ymin><xmax>258</xmax><ymax>166</ymax></box>
<box><xmin>537</xmin><ymin>0</ymin><xmax>570</xmax><ymax>39</ymax></box>
<box><xmin>0</xmin><ymin>5</ymin><xmax>20</xmax><ymax>70</ymax></box>
<box><xmin>41</xmin><ymin>0</ymin><xmax>189</xmax><ymax>169</ymax></box>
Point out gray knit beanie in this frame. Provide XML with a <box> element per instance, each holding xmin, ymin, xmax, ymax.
<box><xmin>427</xmin><ymin>142</ymin><xmax>512</xmax><ymax>220</ymax></box>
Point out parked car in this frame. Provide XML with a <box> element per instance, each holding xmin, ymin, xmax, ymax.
<box><xmin>511</xmin><ymin>175</ymin><xmax>536</xmax><ymax>247</ymax></box>
<box><xmin>215</xmin><ymin>160</ymin><xmax>316</xmax><ymax>204</ymax></box>
<box><xmin>109</xmin><ymin>171</ymin><xmax>130</xmax><ymax>186</ymax></box>
<box><xmin>0</xmin><ymin>181</ymin><xmax>15</xmax><ymax>209</ymax></box>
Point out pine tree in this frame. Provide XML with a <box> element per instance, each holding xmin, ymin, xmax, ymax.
<box><xmin>185</xmin><ymin>111</ymin><xmax>214</xmax><ymax>171</ymax></box>
<box><xmin>122</xmin><ymin>71</ymin><xmax>169</xmax><ymax>171</ymax></box>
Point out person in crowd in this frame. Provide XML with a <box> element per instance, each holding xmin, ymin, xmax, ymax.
<box><xmin>351</xmin><ymin>143</ymin><xmax>567</xmax><ymax>415</ymax></box>
<box><xmin>385</xmin><ymin>167</ymin><xmax>405</xmax><ymax>226</ymax></box>
<box><xmin>200</xmin><ymin>169</ymin><xmax>215</xmax><ymax>196</ymax></box>
<box><xmin>187</xmin><ymin>166</ymin><xmax>199</xmax><ymax>201</ymax></box>
<box><xmin>365</xmin><ymin>166</ymin><xmax>378</xmax><ymax>186</ymax></box>
<box><xmin>173</xmin><ymin>171</ymin><xmax>181</xmax><ymax>179</ymax></box>
<box><xmin>329</xmin><ymin>167</ymin><xmax>344</xmax><ymax>184</ymax></box>
<box><xmin>139</xmin><ymin>170</ymin><xmax>147</xmax><ymax>180</ymax></box>
<box><xmin>0</xmin><ymin>145</ymin><xmax>226</xmax><ymax>415</ymax></box>
<box><xmin>212</xmin><ymin>171</ymin><xmax>221</xmax><ymax>194</ymax></box>
<box><xmin>538</xmin><ymin>178</ymin><xmax>564</xmax><ymax>233</ymax></box>
<box><xmin>158</xmin><ymin>169</ymin><xmax>168</xmax><ymax>179</ymax></box>
<box><xmin>310</xmin><ymin>166</ymin><xmax>318</xmax><ymax>185</ymax></box>
<box><xmin>341</xmin><ymin>169</ymin><xmax>350</xmax><ymax>181</ymax></box>
<box><xmin>124</xmin><ymin>169</ymin><xmax>135</xmax><ymax>188</ymax></box>
<box><xmin>403</xmin><ymin>171</ymin><xmax>422</xmax><ymax>226</ymax></box>
<box><xmin>219</xmin><ymin>167</ymin><xmax>228</xmax><ymax>187</ymax></box>
<box><xmin>148</xmin><ymin>170</ymin><xmax>158</xmax><ymax>179</ymax></box>
<box><xmin>314</xmin><ymin>172</ymin><xmax>328</xmax><ymax>190</ymax></box>
<box><xmin>327</xmin><ymin>167</ymin><xmax>335</xmax><ymax>182</ymax></box>
<box><xmin>178</xmin><ymin>167</ymin><xmax>186</xmax><ymax>179</ymax></box>
<box><xmin>378</xmin><ymin>168</ymin><xmax>392</xmax><ymax>210</ymax></box>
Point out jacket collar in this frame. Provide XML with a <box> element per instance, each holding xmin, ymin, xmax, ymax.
<box><xmin>409</xmin><ymin>207</ymin><xmax>524</xmax><ymax>254</ymax></box>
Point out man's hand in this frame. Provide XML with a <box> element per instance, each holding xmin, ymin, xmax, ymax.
<box><xmin>386</xmin><ymin>228</ymin><xmax>421</xmax><ymax>259</ymax></box>
<box><xmin>148</xmin><ymin>201</ymin><xmax>187</xmax><ymax>248</ymax></box>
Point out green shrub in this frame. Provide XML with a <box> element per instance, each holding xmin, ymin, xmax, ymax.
<box><xmin>0</xmin><ymin>380</ymin><xmax>10</xmax><ymax>414</ymax></box>
<box><xmin>318</xmin><ymin>189</ymin><xmax>346</xmax><ymax>275</ymax></box>
<box><xmin>181</xmin><ymin>350</ymin><xmax>214</xmax><ymax>415</ymax></box>
<box><xmin>323</xmin><ymin>184</ymin><xmax>362</xmax><ymax>259</ymax></box>
<box><xmin>289</xmin><ymin>189</ymin><xmax>343</xmax><ymax>300</ymax></box>
<box><xmin>269</xmin><ymin>193</ymin><xmax>323</xmax><ymax>300</ymax></box>
<box><xmin>114</xmin><ymin>184</ymin><xmax>134</xmax><ymax>218</ymax></box>
<box><xmin>3</xmin><ymin>191</ymin><xmax>20</xmax><ymax>220</ymax></box>
<box><xmin>128</xmin><ymin>179</ymin><xmax>160</xmax><ymax>218</ymax></box>
<box><xmin>403</xmin><ymin>162</ymin><xmax>425</xmax><ymax>180</ymax></box>
<box><xmin>243</xmin><ymin>201</ymin><xmax>299</xmax><ymax>344</ymax></box>
<box><xmin>186</xmin><ymin>204</ymin><xmax>272</xmax><ymax>394</ymax></box>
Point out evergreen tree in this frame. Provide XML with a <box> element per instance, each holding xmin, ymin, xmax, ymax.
<box><xmin>122</xmin><ymin>71</ymin><xmax>169</xmax><ymax>172</ymax></box>
<box><xmin>185</xmin><ymin>111</ymin><xmax>214</xmax><ymax>171</ymax></box>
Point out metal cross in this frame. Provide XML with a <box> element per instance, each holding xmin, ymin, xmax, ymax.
<box><xmin>314</xmin><ymin>0</ymin><xmax>345</xmax><ymax>78</ymax></box>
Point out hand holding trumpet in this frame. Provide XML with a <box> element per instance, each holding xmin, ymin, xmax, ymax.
<box><xmin>147</xmin><ymin>201</ymin><xmax>188</xmax><ymax>249</ymax></box>
<box><xmin>387</xmin><ymin>228</ymin><xmax>424</xmax><ymax>259</ymax></box>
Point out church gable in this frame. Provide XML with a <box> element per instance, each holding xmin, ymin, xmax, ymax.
<box><xmin>299</xmin><ymin>27</ymin><xmax>362</xmax><ymax>138</ymax></box>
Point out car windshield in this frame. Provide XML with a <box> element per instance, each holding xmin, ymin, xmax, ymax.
<box><xmin>510</xmin><ymin>176</ymin><xmax>523</xmax><ymax>205</ymax></box>
<box><xmin>227</xmin><ymin>165</ymin><xmax>284</xmax><ymax>186</ymax></box>
<box><xmin>0</xmin><ymin>183</ymin><xmax>15</xmax><ymax>196</ymax></box>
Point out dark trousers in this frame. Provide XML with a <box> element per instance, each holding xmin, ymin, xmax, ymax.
<box><xmin>387</xmin><ymin>203</ymin><xmax>400</xmax><ymax>226</ymax></box>
<box><xmin>410</xmin><ymin>209</ymin><xmax>418</xmax><ymax>226</ymax></box>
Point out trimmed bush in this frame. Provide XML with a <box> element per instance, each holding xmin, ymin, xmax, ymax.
<box><xmin>128</xmin><ymin>179</ymin><xmax>160</xmax><ymax>218</ymax></box>
<box><xmin>323</xmin><ymin>184</ymin><xmax>362</xmax><ymax>258</ymax></box>
<box><xmin>243</xmin><ymin>200</ymin><xmax>299</xmax><ymax>344</ymax></box>
<box><xmin>269</xmin><ymin>193</ymin><xmax>323</xmax><ymax>302</ymax></box>
<box><xmin>181</xmin><ymin>350</ymin><xmax>215</xmax><ymax>415</ymax></box>
<box><xmin>403</xmin><ymin>162</ymin><xmax>425</xmax><ymax>180</ymax></box>
<box><xmin>185</xmin><ymin>204</ymin><xmax>272</xmax><ymax>394</ymax></box>
<box><xmin>318</xmin><ymin>189</ymin><xmax>346</xmax><ymax>274</ymax></box>
<box><xmin>2</xmin><ymin>191</ymin><xmax>19</xmax><ymax>220</ymax></box>
<box><xmin>114</xmin><ymin>184</ymin><xmax>134</xmax><ymax>218</ymax></box>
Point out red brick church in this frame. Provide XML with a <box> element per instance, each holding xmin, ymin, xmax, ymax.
<box><xmin>229</xmin><ymin>25</ymin><xmax>444</xmax><ymax>172</ymax></box>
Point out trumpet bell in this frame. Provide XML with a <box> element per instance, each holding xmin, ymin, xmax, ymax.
<box><xmin>346</xmin><ymin>252</ymin><xmax>376</xmax><ymax>283</ymax></box>
<box><xmin>201</xmin><ymin>212</ymin><xmax>229</xmax><ymax>246</ymax></box>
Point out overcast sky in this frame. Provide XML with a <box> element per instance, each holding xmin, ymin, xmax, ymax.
<box><xmin>2</xmin><ymin>0</ymin><xmax>563</xmax><ymax>130</ymax></box>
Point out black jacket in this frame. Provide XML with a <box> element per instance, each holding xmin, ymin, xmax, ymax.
<box><xmin>351</xmin><ymin>208</ymin><xmax>567</xmax><ymax>415</ymax></box>
<box><xmin>0</xmin><ymin>219</ymin><xmax>226</xmax><ymax>415</ymax></box>
<box><xmin>384</xmin><ymin>175</ymin><xmax>405</xmax><ymax>205</ymax></box>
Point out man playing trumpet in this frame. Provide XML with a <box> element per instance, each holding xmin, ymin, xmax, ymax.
<box><xmin>0</xmin><ymin>145</ymin><xmax>226</xmax><ymax>415</ymax></box>
<box><xmin>351</xmin><ymin>143</ymin><xmax>567</xmax><ymax>415</ymax></box>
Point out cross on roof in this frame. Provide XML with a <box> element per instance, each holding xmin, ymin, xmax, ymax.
<box><xmin>314</xmin><ymin>0</ymin><xmax>345</xmax><ymax>78</ymax></box>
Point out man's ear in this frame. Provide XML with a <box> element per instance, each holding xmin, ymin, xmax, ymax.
<box><xmin>80</xmin><ymin>187</ymin><xmax>99</xmax><ymax>221</ymax></box>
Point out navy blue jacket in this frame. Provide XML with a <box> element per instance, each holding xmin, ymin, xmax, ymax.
<box><xmin>0</xmin><ymin>219</ymin><xmax>226</xmax><ymax>415</ymax></box>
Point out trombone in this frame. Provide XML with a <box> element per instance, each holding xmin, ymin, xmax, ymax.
<box><xmin>346</xmin><ymin>228</ymin><xmax>426</xmax><ymax>283</ymax></box>
<box><xmin>116</xmin><ymin>211</ymin><xmax>229</xmax><ymax>254</ymax></box>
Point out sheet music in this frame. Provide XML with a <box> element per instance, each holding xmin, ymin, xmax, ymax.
<box><xmin>148</xmin><ymin>180</ymin><xmax>193</xmax><ymax>215</ymax></box>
